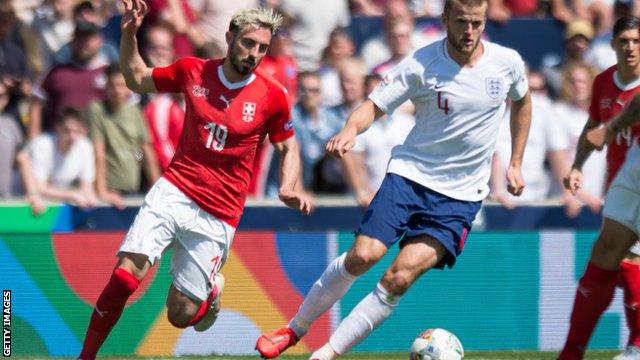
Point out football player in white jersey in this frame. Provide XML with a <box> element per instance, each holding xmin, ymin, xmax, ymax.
<box><xmin>256</xmin><ymin>1</ymin><xmax>532</xmax><ymax>358</ymax></box>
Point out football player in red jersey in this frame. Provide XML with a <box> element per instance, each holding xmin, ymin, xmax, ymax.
<box><xmin>559</xmin><ymin>15</ymin><xmax>640</xmax><ymax>360</ymax></box>
<box><xmin>77</xmin><ymin>2</ymin><xmax>313</xmax><ymax>359</ymax></box>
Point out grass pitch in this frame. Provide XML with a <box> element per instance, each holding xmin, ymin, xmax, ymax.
<box><xmin>39</xmin><ymin>350</ymin><xmax>618</xmax><ymax>360</ymax></box>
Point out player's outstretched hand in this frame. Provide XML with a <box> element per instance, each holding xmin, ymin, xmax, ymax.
<box><xmin>585</xmin><ymin>125</ymin><xmax>613</xmax><ymax>151</ymax></box>
<box><xmin>326</xmin><ymin>127</ymin><xmax>357</xmax><ymax>159</ymax></box>
<box><xmin>562</xmin><ymin>168</ymin><xmax>583</xmax><ymax>196</ymax></box>
<box><xmin>121</xmin><ymin>0</ymin><xmax>148</xmax><ymax>34</ymax></box>
<box><xmin>506</xmin><ymin>164</ymin><xmax>525</xmax><ymax>196</ymax></box>
<box><xmin>279</xmin><ymin>189</ymin><xmax>315</xmax><ymax>215</ymax></box>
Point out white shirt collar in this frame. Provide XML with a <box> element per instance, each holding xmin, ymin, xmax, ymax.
<box><xmin>217</xmin><ymin>65</ymin><xmax>256</xmax><ymax>90</ymax></box>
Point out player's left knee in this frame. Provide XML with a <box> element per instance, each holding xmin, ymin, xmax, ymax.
<box><xmin>382</xmin><ymin>270</ymin><xmax>415</xmax><ymax>295</ymax></box>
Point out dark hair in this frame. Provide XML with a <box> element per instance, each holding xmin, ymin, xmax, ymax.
<box><xmin>443</xmin><ymin>0</ymin><xmax>488</xmax><ymax>14</ymax></box>
<box><xmin>105</xmin><ymin>63</ymin><xmax>121</xmax><ymax>78</ymax></box>
<box><xmin>55</xmin><ymin>107</ymin><xmax>87</xmax><ymax>127</ymax></box>
<box><xmin>297</xmin><ymin>71</ymin><xmax>320</xmax><ymax>81</ymax></box>
<box><xmin>73</xmin><ymin>1</ymin><xmax>95</xmax><ymax>17</ymax></box>
<box><xmin>613</xmin><ymin>15</ymin><xmax>640</xmax><ymax>38</ymax></box>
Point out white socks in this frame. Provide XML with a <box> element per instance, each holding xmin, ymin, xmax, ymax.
<box><xmin>309</xmin><ymin>343</ymin><xmax>337</xmax><ymax>360</ymax></box>
<box><xmin>289</xmin><ymin>252</ymin><xmax>357</xmax><ymax>337</ymax></box>
<box><xmin>328</xmin><ymin>282</ymin><xmax>400</xmax><ymax>355</ymax></box>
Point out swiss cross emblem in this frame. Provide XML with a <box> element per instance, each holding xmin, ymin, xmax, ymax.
<box><xmin>242</xmin><ymin>102</ymin><xmax>256</xmax><ymax>122</ymax></box>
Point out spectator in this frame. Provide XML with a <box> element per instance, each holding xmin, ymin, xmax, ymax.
<box><xmin>488</xmin><ymin>0</ymin><xmax>539</xmax><ymax>23</ymax></box>
<box><xmin>319</xmin><ymin>28</ymin><xmax>355</xmax><ymax>107</ymax></box>
<box><xmin>279</xmin><ymin>0</ymin><xmax>350</xmax><ymax>71</ymax></box>
<box><xmin>408</xmin><ymin>0</ymin><xmax>445</xmax><ymax>16</ymax></box>
<box><xmin>586</xmin><ymin>0</ymin><xmax>634</xmax><ymax>71</ymax></box>
<box><xmin>23</xmin><ymin>0</ymin><xmax>75</xmax><ymax>76</ymax></box>
<box><xmin>331</xmin><ymin>58</ymin><xmax>367</xmax><ymax>119</ymax></box>
<box><xmin>17</xmin><ymin>107</ymin><xmax>97</xmax><ymax>213</ymax></box>
<box><xmin>0</xmin><ymin>3</ymin><xmax>31</xmax><ymax>123</ymax></box>
<box><xmin>542</xmin><ymin>18</ymin><xmax>594</xmax><ymax>96</ymax></box>
<box><xmin>490</xmin><ymin>71</ymin><xmax>579</xmax><ymax>216</ymax></box>
<box><xmin>186</xmin><ymin>0</ymin><xmax>258</xmax><ymax>57</ymax></box>
<box><xmin>260</xmin><ymin>26</ymin><xmax>298</xmax><ymax>102</ymax></box>
<box><xmin>555</xmin><ymin>61</ymin><xmax>605</xmax><ymax>211</ymax></box>
<box><xmin>551</xmin><ymin>0</ymin><xmax>590</xmax><ymax>24</ymax></box>
<box><xmin>360</xmin><ymin>0</ymin><xmax>436</xmax><ymax>71</ymax></box>
<box><xmin>0</xmin><ymin>82</ymin><xmax>23</xmax><ymax>199</ymax></box>
<box><xmin>28</xmin><ymin>20</ymin><xmax>108</xmax><ymax>139</ymax></box>
<box><xmin>52</xmin><ymin>2</ymin><xmax>119</xmax><ymax>66</ymax></box>
<box><xmin>141</xmin><ymin>25</ymin><xmax>184</xmax><ymax>171</ymax></box>
<box><xmin>266</xmin><ymin>72</ymin><xmax>343</xmax><ymax>195</ymax></box>
<box><xmin>349</xmin><ymin>0</ymin><xmax>385</xmax><ymax>15</ymax></box>
<box><xmin>341</xmin><ymin>73</ymin><xmax>415</xmax><ymax>207</ymax></box>
<box><xmin>372</xmin><ymin>18</ymin><xmax>414</xmax><ymax>76</ymax></box>
<box><xmin>89</xmin><ymin>64</ymin><xmax>160</xmax><ymax>208</ymax></box>
<box><xmin>145</xmin><ymin>0</ymin><xmax>203</xmax><ymax>58</ymax></box>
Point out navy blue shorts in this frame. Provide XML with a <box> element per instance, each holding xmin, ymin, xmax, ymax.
<box><xmin>356</xmin><ymin>173</ymin><xmax>482</xmax><ymax>269</ymax></box>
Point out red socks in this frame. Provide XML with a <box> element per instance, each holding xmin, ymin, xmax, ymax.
<box><xmin>558</xmin><ymin>262</ymin><xmax>619</xmax><ymax>360</ymax></box>
<box><xmin>621</xmin><ymin>261</ymin><xmax>640</xmax><ymax>348</ymax></box>
<box><xmin>186</xmin><ymin>296</ymin><xmax>211</xmax><ymax>327</ymax></box>
<box><xmin>78</xmin><ymin>268</ymin><xmax>140</xmax><ymax>360</ymax></box>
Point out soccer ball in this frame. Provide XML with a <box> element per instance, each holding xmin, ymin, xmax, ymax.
<box><xmin>409</xmin><ymin>328</ymin><xmax>464</xmax><ymax>360</ymax></box>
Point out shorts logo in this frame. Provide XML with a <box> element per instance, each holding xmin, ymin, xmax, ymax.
<box><xmin>192</xmin><ymin>85</ymin><xmax>210</xmax><ymax>99</ymax></box>
<box><xmin>485</xmin><ymin>77</ymin><xmax>503</xmax><ymax>100</ymax></box>
<box><xmin>242</xmin><ymin>102</ymin><xmax>256</xmax><ymax>122</ymax></box>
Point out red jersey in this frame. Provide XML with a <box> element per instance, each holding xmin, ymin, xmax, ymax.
<box><xmin>589</xmin><ymin>66</ymin><xmax>640</xmax><ymax>188</ymax></box>
<box><xmin>152</xmin><ymin>57</ymin><xmax>294</xmax><ymax>227</ymax></box>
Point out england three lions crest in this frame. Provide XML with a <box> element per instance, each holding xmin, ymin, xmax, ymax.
<box><xmin>485</xmin><ymin>77</ymin><xmax>503</xmax><ymax>100</ymax></box>
<box><xmin>242</xmin><ymin>102</ymin><xmax>256</xmax><ymax>122</ymax></box>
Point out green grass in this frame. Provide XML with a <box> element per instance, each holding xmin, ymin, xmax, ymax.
<box><xmin>36</xmin><ymin>350</ymin><xmax>619</xmax><ymax>360</ymax></box>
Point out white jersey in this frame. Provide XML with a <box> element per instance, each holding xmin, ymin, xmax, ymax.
<box><xmin>27</xmin><ymin>134</ymin><xmax>95</xmax><ymax>189</ymax></box>
<box><xmin>369</xmin><ymin>39</ymin><xmax>528</xmax><ymax>201</ymax></box>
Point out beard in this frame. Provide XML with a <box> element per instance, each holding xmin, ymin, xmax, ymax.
<box><xmin>230</xmin><ymin>53</ymin><xmax>257</xmax><ymax>76</ymax></box>
<box><xmin>448</xmin><ymin>35</ymin><xmax>480</xmax><ymax>56</ymax></box>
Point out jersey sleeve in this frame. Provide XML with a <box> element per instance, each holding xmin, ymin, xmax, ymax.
<box><xmin>368</xmin><ymin>56</ymin><xmax>420</xmax><ymax>114</ymax></box>
<box><xmin>152</xmin><ymin>57</ymin><xmax>195</xmax><ymax>93</ymax></box>
<box><xmin>588</xmin><ymin>76</ymin><xmax>601</xmax><ymax>123</ymax></box>
<box><xmin>79</xmin><ymin>139</ymin><xmax>96</xmax><ymax>183</ymax></box>
<box><xmin>267</xmin><ymin>87</ymin><xmax>295</xmax><ymax>143</ymax></box>
<box><xmin>507</xmin><ymin>52</ymin><xmax>528</xmax><ymax>101</ymax></box>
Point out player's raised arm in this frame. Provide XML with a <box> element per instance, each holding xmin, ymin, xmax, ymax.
<box><xmin>326</xmin><ymin>99</ymin><xmax>385</xmax><ymax>159</ymax></box>
<box><xmin>507</xmin><ymin>90</ymin><xmax>532</xmax><ymax>197</ymax></box>
<box><xmin>273</xmin><ymin>137</ymin><xmax>315</xmax><ymax>215</ymax></box>
<box><xmin>120</xmin><ymin>0</ymin><xmax>156</xmax><ymax>93</ymax></box>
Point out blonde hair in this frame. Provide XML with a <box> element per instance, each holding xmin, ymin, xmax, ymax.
<box><xmin>560</xmin><ymin>61</ymin><xmax>597</xmax><ymax>103</ymax></box>
<box><xmin>229</xmin><ymin>8</ymin><xmax>284</xmax><ymax>36</ymax></box>
<box><xmin>337</xmin><ymin>57</ymin><xmax>367</xmax><ymax>79</ymax></box>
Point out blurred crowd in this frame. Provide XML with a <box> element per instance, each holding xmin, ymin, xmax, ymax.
<box><xmin>0</xmin><ymin>0</ymin><xmax>636</xmax><ymax>216</ymax></box>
